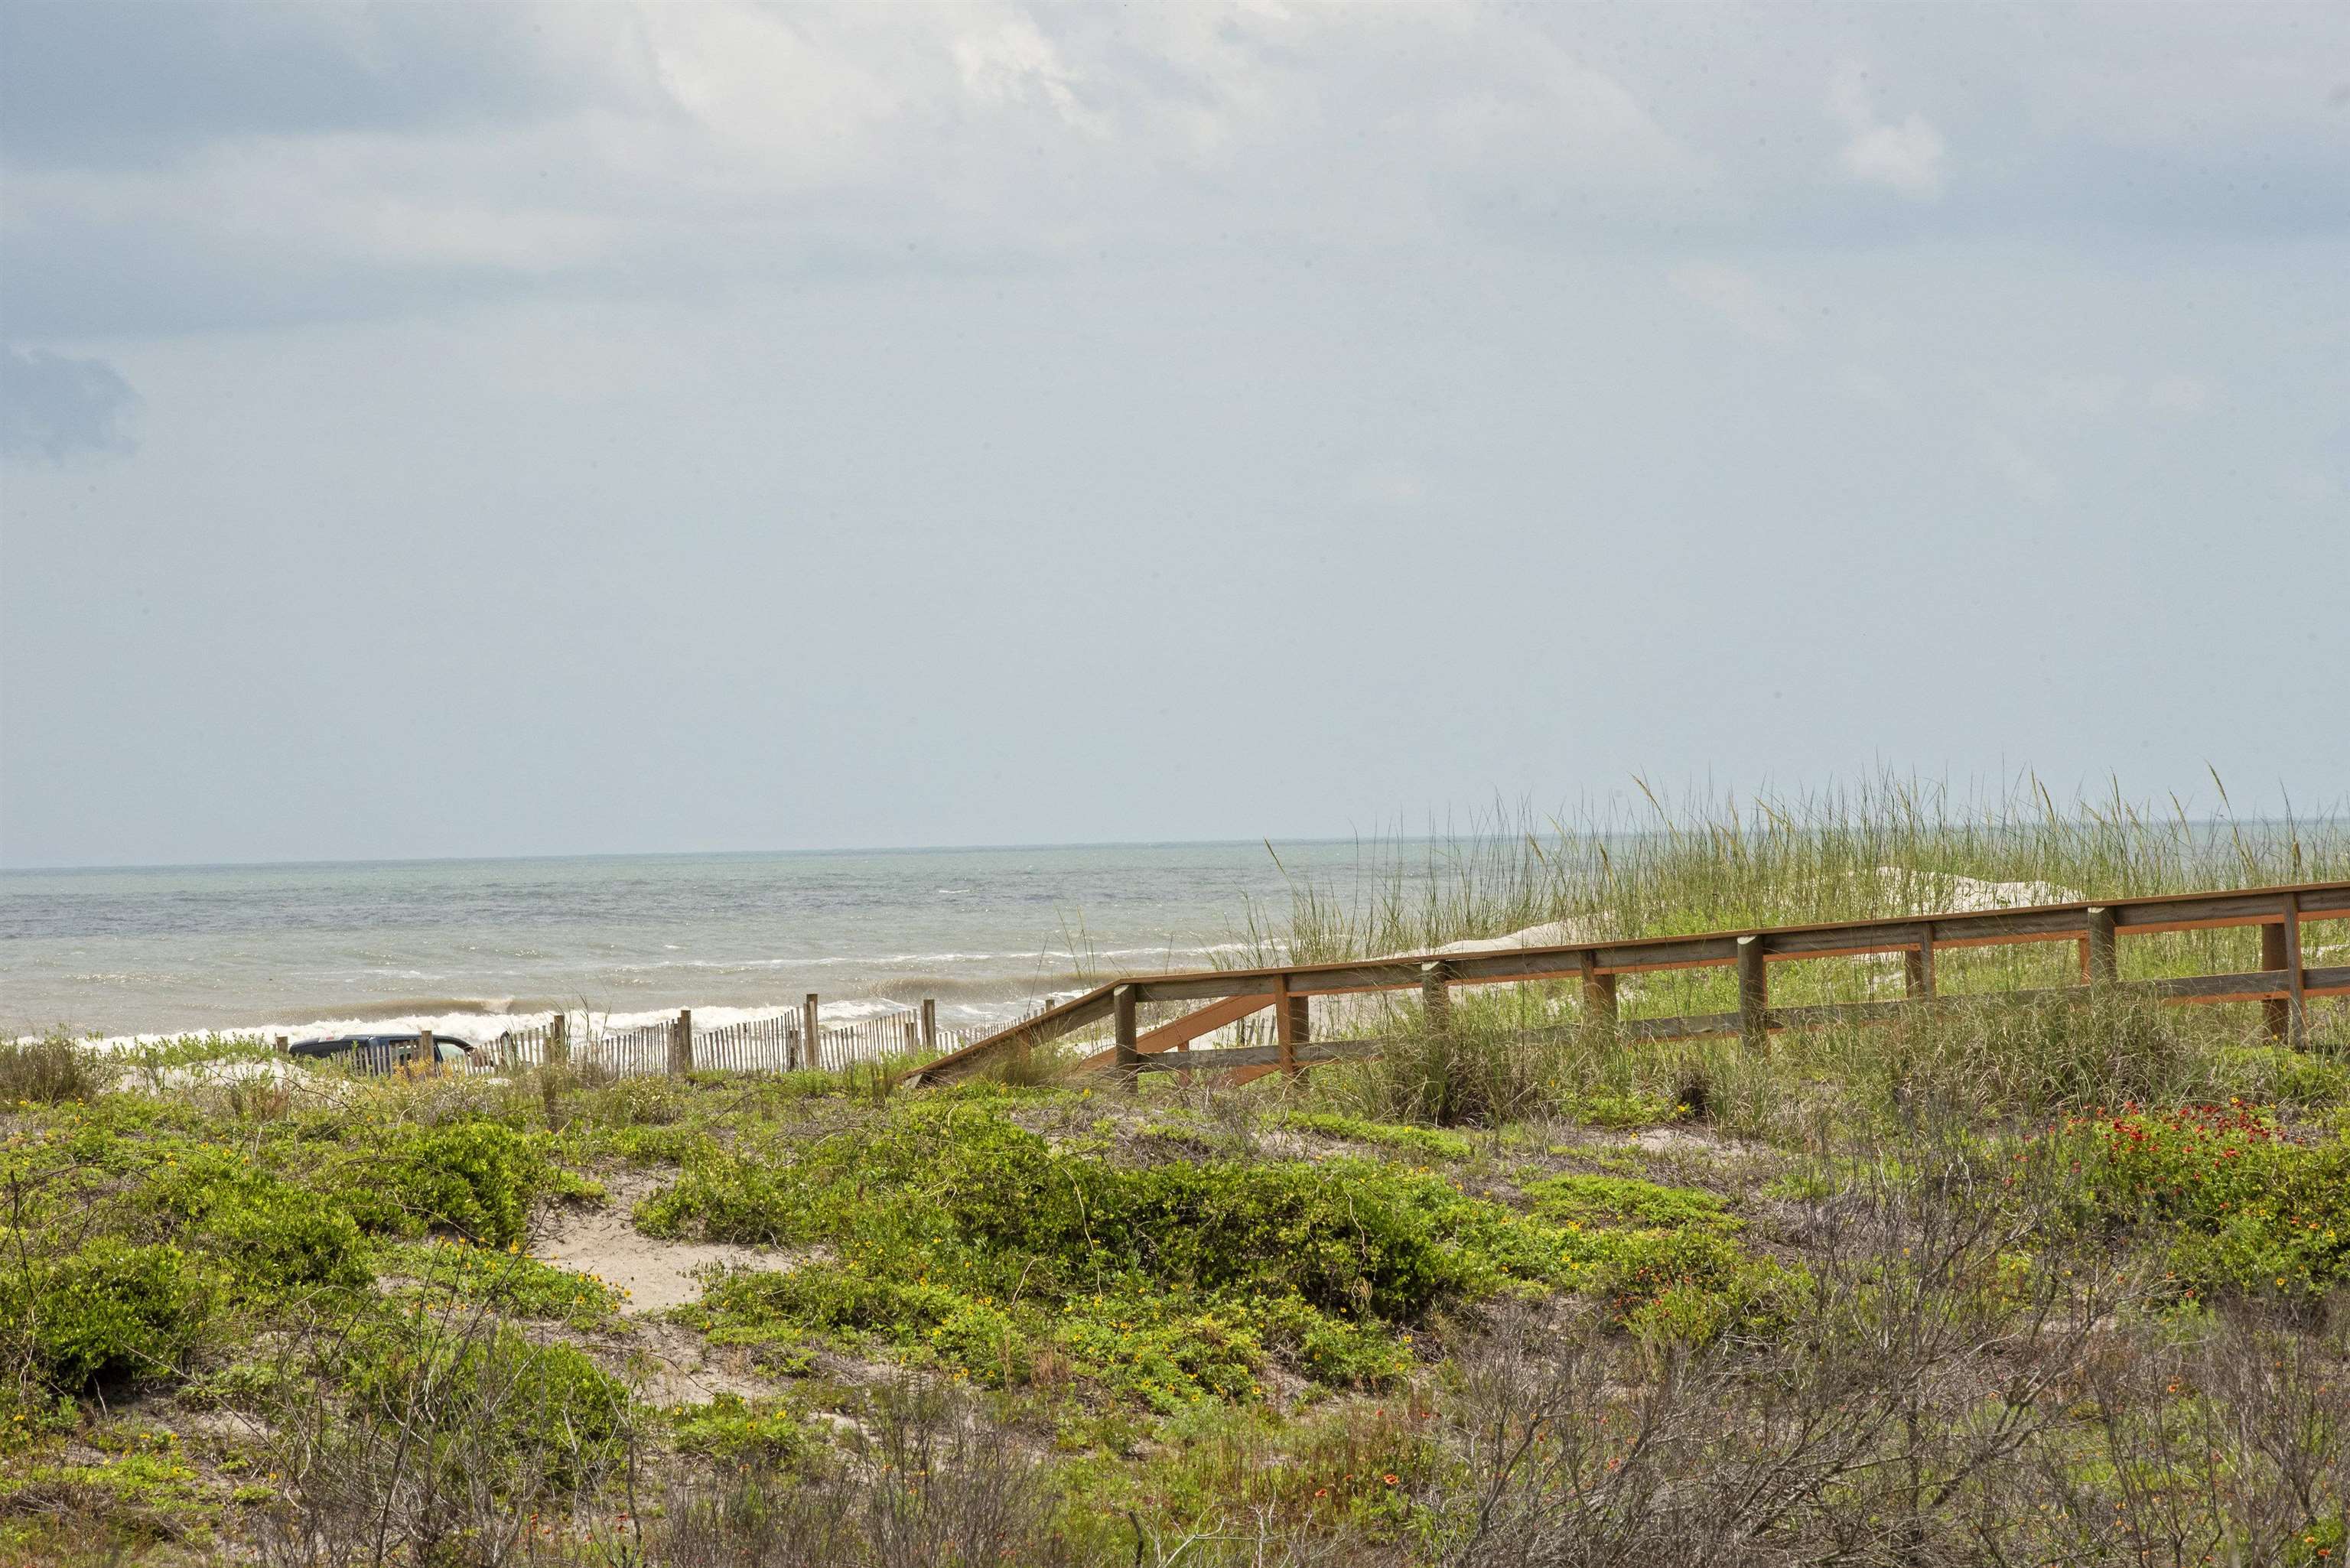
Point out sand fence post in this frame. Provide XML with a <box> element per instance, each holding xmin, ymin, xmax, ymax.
<box><xmin>803</xmin><ymin>994</ymin><xmax>822</xmax><ymax>1072</ymax></box>
<box><xmin>669</xmin><ymin>1008</ymin><xmax>694</xmax><ymax>1075</ymax></box>
<box><xmin>921</xmin><ymin>998</ymin><xmax>938</xmax><ymax>1053</ymax></box>
<box><xmin>1420</xmin><ymin>960</ymin><xmax>1452</xmax><ymax>1039</ymax></box>
<box><xmin>1575</xmin><ymin>950</ymin><xmax>1617</xmax><ymax>1030</ymax></box>
<box><xmin>2277</xmin><ymin>892</ymin><xmax>2307</xmax><ymax>1050</ymax></box>
<box><xmin>1273</xmin><ymin>973</ymin><xmax>1304</xmax><ymax>1077</ymax></box>
<box><xmin>2260</xmin><ymin>896</ymin><xmax>2308</xmax><ymax>1049</ymax></box>
<box><xmin>1903</xmin><ymin>925</ymin><xmax>1938</xmax><ymax>1000</ymax></box>
<box><xmin>2085</xmin><ymin>906</ymin><xmax>2119</xmax><ymax>986</ymax></box>
<box><xmin>1113</xmin><ymin>984</ymin><xmax>1141</xmax><ymax>1090</ymax></box>
<box><xmin>547</xmin><ymin>1011</ymin><xmax>569</xmax><ymax>1069</ymax></box>
<box><xmin>1736</xmin><ymin>935</ymin><xmax>1769</xmax><ymax>1052</ymax></box>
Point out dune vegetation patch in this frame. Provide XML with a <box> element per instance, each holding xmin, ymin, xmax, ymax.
<box><xmin>5</xmin><ymin>779</ymin><xmax>2348</xmax><ymax>1564</ymax></box>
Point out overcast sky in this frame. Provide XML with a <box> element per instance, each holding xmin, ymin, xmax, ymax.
<box><xmin>2</xmin><ymin>2</ymin><xmax>2345</xmax><ymax>869</ymax></box>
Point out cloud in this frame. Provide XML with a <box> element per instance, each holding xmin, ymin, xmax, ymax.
<box><xmin>2277</xmin><ymin>465</ymin><xmax>2342</xmax><ymax>506</ymax></box>
<box><xmin>5</xmin><ymin>5</ymin><xmax>2345</xmax><ymax>340</ymax></box>
<box><xmin>1670</xmin><ymin>263</ymin><xmax>1798</xmax><ymax>345</ymax></box>
<box><xmin>2010</xmin><ymin>372</ymin><xmax>2215</xmax><ymax>422</ymax></box>
<box><xmin>951</xmin><ymin>13</ymin><xmax>1104</xmax><ymax>135</ymax></box>
<box><xmin>0</xmin><ymin>346</ymin><xmax>141</xmax><ymax>463</ymax></box>
<box><xmin>1349</xmin><ymin>468</ymin><xmax>1428</xmax><ymax>507</ymax></box>
<box><xmin>1828</xmin><ymin>62</ymin><xmax>1947</xmax><ymax>201</ymax></box>
<box><xmin>0</xmin><ymin>2</ymin><xmax>654</xmax><ymax>169</ymax></box>
<box><xmin>1840</xmin><ymin>366</ymin><xmax>1905</xmax><ymax>409</ymax></box>
<box><xmin>1981</xmin><ymin>428</ymin><xmax>2059</xmax><ymax>505</ymax></box>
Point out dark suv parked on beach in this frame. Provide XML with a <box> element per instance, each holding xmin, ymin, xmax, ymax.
<box><xmin>288</xmin><ymin>1033</ymin><xmax>473</xmax><ymax>1075</ymax></box>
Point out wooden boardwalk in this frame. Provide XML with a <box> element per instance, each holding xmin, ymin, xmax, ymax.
<box><xmin>902</xmin><ymin>880</ymin><xmax>2350</xmax><ymax>1086</ymax></box>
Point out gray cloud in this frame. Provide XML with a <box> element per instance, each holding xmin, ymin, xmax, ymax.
<box><xmin>0</xmin><ymin>2</ymin><xmax>654</xmax><ymax>169</ymax></box>
<box><xmin>5</xmin><ymin>5</ymin><xmax>2347</xmax><ymax>340</ymax></box>
<box><xmin>0</xmin><ymin>346</ymin><xmax>140</xmax><ymax>462</ymax></box>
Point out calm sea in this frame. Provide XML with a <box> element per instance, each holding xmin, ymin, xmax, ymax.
<box><xmin>0</xmin><ymin>842</ymin><xmax>1376</xmax><ymax>1043</ymax></box>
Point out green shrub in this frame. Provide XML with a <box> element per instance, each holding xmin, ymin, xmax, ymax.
<box><xmin>378</xmin><ymin>1238</ymin><xmax>623</xmax><ymax>1327</ymax></box>
<box><xmin>1518</xmin><ymin>1175</ymin><xmax>1782</xmax><ymax>1343</ymax></box>
<box><xmin>1056</xmin><ymin>1294</ymin><xmax>1268</xmax><ymax>1410</ymax></box>
<box><xmin>656</xmin><ymin>1103</ymin><xmax>1580</xmax><ymax>1405</ymax></box>
<box><xmin>9</xmin><ymin>1241</ymin><xmax>212</xmax><ymax>1391</ymax></box>
<box><xmin>671</xmin><ymin>1393</ymin><xmax>822</xmax><ymax>1470</ymax></box>
<box><xmin>1255</xmin><ymin>1293</ymin><xmax>1417</xmax><ymax>1390</ymax></box>
<box><xmin>337</xmin><ymin>1316</ymin><xmax>633</xmax><ymax>1485</ymax></box>
<box><xmin>2212</xmin><ymin>1047</ymin><xmax>2349</xmax><ymax>1109</ymax></box>
<box><xmin>1561</xmin><ymin>1088</ymin><xmax>1687</xmax><ymax>1129</ymax></box>
<box><xmin>1524</xmin><ymin>1174</ymin><xmax>1743</xmax><ymax>1236</ymax></box>
<box><xmin>0</xmin><ymin>1035</ymin><xmax>106</xmax><ymax>1104</ymax></box>
<box><xmin>320</xmin><ymin>1120</ymin><xmax>578</xmax><ymax>1244</ymax></box>
<box><xmin>2053</xmin><ymin>1103</ymin><xmax>2350</xmax><ymax>1301</ymax></box>
<box><xmin>138</xmin><ymin>1148</ymin><xmax>369</xmax><ymax>1293</ymax></box>
<box><xmin>1280</xmin><ymin>1112</ymin><xmax>1473</xmax><ymax>1162</ymax></box>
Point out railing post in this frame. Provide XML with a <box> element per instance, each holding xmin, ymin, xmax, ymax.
<box><xmin>1113</xmin><ymin>984</ymin><xmax>1141</xmax><ymax>1089</ymax></box>
<box><xmin>2279</xmin><ymin>893</ymin><xmax>2306</xmax><ymax>1050</ymax></box>
<box><xmin>418</xmin><ymin>1026</ymin><xmax>437</xmax><ymax>1076</ymax></box>
<box><xmin>1576</xmin><ymin>950</ymin><xmax>1617</xmax><ymax>1028</ymax></box>
<box><xmin>1273</xmin><ymin>974</ymin><xmax>1302</xmax><ymax>1078</ymax></box>
<box><xmin>1420</xmin><ymin>961</ymin><xmax>1452</xmax><ymax>1038</ymax></box>
<box><xmin>275</xmin><ymin>1034</ymin><xmax>288</xmax><ymax>1054</ymax></box>
<box><xmin>802</xmin><ymin>994</ymin><xmax>821</xmax><ymax>1072</ymax></box>
<box><xmin>921</xmin><ymin>997</ymin><xmax>938</xmax><ymax>1053</ymax></box>
<box><xmin>547</xmin><ymin>1011</ymin><xmax>569</xmax><ymax>1069</ymax></box>
<box><xmin>2085</xmin><ymin>906</ymin><xmax>2118</xmax><ymax>986</ymax></box>
<box><xmin>1903</xmin><ymin>925</ymin><xmax>1937</xmax><ymax>1000</ymax></box>
<box><xmin>669</xmin><ymin>1008</ymin><xmax>694</xmax><ymax>1075</ymax></box>
<box><xmin>2260</xmin><ymin>915</ymin><xmax>2289</xmax><ymax>1042</ymax></box>
<box><xmin>1736</xmin><ymin>935</ymin><xmax>1769</xmax><ymax>1052</ymax></box>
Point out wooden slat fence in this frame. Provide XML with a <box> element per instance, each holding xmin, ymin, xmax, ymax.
<box><xmin>461</xmin><ymin>997</ymin><xmax>998</xmax><ymax>1079</ymax></box>
<box><xmin>902</xmin><ymin>880</ymin><xmax>2350</xmax><ymax>1087</ymax></box>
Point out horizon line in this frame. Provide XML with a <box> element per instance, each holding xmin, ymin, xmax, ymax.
<box><xmin>0</xmin><ymin>835</ymin><xmax>1362</xmax><ymax>877</ymax></box>
<box><xmin>1</xmin><ymin>816</ymin><xmax>2326</xmax><ymax>878</ymax></box>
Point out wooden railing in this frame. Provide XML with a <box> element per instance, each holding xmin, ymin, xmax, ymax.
<box><xmin>900</xmin><ymin>880</ymin><xmax>2350</xmax><ymax>1086</ymax></box>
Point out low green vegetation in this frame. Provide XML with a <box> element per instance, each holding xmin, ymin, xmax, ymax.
<box><xmin>4</xmin><ymin>782</ymin><xmax>2347</xmax><ymax>1565</ymax></box>
<box><xmin>1275</xmin><ymin>1110</ymin><xmax>1476</xmax><ymax>1161</ymax></box>
<box><xmin>650</xmin><ymin>1101</ymin><xmax>1606</xmax><ymax>1406</ymax></box>
<box><xmin>2050</xmin><ymin>1101</ymin><xmax>2350</xmax><ymax>1302</ymax></box>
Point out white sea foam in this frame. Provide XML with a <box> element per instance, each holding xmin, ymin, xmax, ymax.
<box><xmin>55</xmin><ymin>992</ymin><xmax>1031</xmax><ymax>1054</ymax></box>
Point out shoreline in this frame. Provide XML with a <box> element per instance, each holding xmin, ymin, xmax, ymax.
<box><xmin>28</xmin><ymin>991</ymin><xmax>1076</xmax><ymax>1052</ymax></box>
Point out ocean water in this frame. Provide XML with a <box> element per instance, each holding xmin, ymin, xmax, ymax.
<box><xmin>1</xmin><ymin>842</ymin><xmax>1372</xmax><ymax>1044</ymax></box>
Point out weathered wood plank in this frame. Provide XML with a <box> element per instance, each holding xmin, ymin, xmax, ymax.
<box><xmin>1904</xmin><ymin>926</ymin><xmax>1935</xmax><ymax>999</ymax></box>
<box><xmin>2261</xmin><ymin>918</ymin><xmax>2290</xmax><ymax>1042</ymax></box>
<box><xmin>1274</xmin><ymin>973</ymin><xmax>1300</xmax><ymax>1076</ymax></box>
<box><xmin>1421</xmin><ymin>960</ymin><xmax>1452</xmax><ymax>1036</ymax></box>
<box><xmin>2086</xmin><ymin>907</ymin><xmax>2119</xmax><ymax>984</ymax></box>
<box><xmin>2281</xmin><ymin>893</ymin><xmax>2308</xmax><ymax>1049</ymax></box>
<box><xmin>1113</xmin><ymin>985</ymin><xmax>1140</xmax><ymax>1088</ymax></box>
<box><xmin>1736</xmin><ymin>935</ymin><xmax>1769</xmax><ymax>1051</ymax></box>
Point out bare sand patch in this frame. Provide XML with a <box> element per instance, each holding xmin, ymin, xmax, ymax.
<box><xmin>622</xmin><ymin>1320</ymin><xmax>773</xmax><ymax>1407</ymax></box>
<box><xmin>532</xmin><ymin>1171</ymin><xmax>787</xmax><ymax>1315</ymax></box>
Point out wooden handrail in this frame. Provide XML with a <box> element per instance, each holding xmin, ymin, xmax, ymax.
<box><xmin>900</xmin><ymin>880</ymin><xmax>2350</xmax><ymax>1085</ymax></box>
